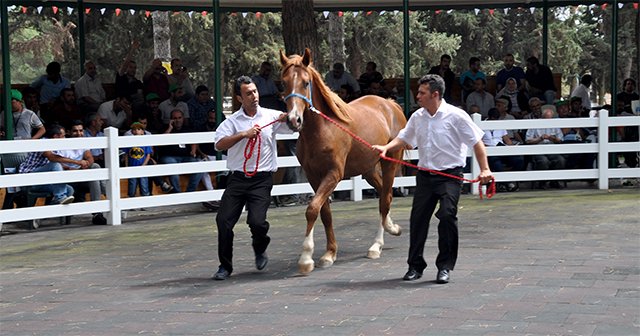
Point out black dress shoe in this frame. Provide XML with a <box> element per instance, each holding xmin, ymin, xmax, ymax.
<box><xmin>402</xmin><ymin>269</ymin><xmax>422</xmax><ymax>281</ymax></box>
<box><xmin>255</xmin><ymin>253</ymin><xmax>268</xmax><ymax>271</ymax></box>
<box><xmin>213</xmin><ymin>267</ymin><xmax>230</xmax><ymax>280</ymax></box>
<box><xmin>436</xmin><ymin>269</ymin><xmax>450</xmax><ymax>284</ymax></box>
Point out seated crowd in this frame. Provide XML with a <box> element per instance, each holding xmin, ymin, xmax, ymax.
<box><xmin>1</xmin><ymin>49</ymin><xmax>638</xmax><ymax>220</ymax></box>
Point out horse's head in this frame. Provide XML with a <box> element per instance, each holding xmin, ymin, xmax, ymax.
<box><xmin>280</xmin><ymin>48</ymin><xmax>314</xmax><ymax>132</ymax></box>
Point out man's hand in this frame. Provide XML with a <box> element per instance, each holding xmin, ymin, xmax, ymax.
<box><xmin>371</xmin><ymin>144</ymin><xmax>387</xmax><ymax>157</ymax></box>
<box><xmin>478</xmin><ymin>168</ymin><xmax>493</xmax><ymax>185</ymax></box>
<box><xmin>244</xmin><ymin>125</ymin><xmax>261</xmax><ymax>139</ymax></box>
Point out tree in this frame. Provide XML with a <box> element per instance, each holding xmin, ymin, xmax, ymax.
<box><xmin>281</xmin><ymin>0</ymin><xmax>319</xmax><ymax>64</ymax></box>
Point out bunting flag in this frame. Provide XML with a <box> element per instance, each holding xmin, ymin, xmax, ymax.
<box><xmin>352</xmin><ymin>11</ymin><xmax>358</xmax><ymax>17</ymax></box>
<box><xmin>130</xmin><ymin>9</ymin><xmax>136</xmax><ymax>15</ymax></box>
<box><xmin>67</xmin><ymin>7</ymin><xmax>74</xmax><ymax>15</ymax></box>
<box><xmin>601</xmin><ymin>4</ymin><xmax>607</xmax><ymax>10</ymax></box>
<box><xmin>242</xmin><ymin>12</ymin><xmax>248</xmax><ymax>18</ymax></box>
<box><xmin>435</xmin><ymin>10</ymin><xmax>441</xmax><ymax>15</ymax></box>
<box><xmin>322</xmin><ymin>11</ymin><xmax>329</xmax><ymax>18</ymax></box>
<box><xmin>447</xmin><ymin>9</ymin><xmax>453</xmax><ymax>14</ymax></box>
<box><xmin>255</xmin><ymin>12</ymin><xmax>262</xmax><ymax>19</ymax></box>
<box><xmin>503</xmin><ymin>8</ymin><xmax>509</xmax><ymax>15</ymax></box>
<box><xmin>529</xmin><ymin>7</ymin><xmax>535</xmax><ymax>14</ymax></box>
<box><xmin>21</xmin><ymin>6</ymin><xmax>27</xmax><ymax>14</ymax></box>
<box><xmin>188</xmin><ymin>11</ymin><xmax>193</xmax><ymax>18</ymax></box>
<box><xmin>618</xmin><ymin>3</ymin><xmax>623</xmax><ymax>8</ymax></box>
<box><xmin>85</xmin><ymin>8</ymin><xmax>91</xmax><ymax>14</ymax></box>
<box><xmin>52</xmin><ymin>6</ymin><xmax>58</xmax><ymax>14</ymax></box>
<box><xmin>115</xmin><ymin>8</ymin><xmax>121</xmax><ymax>16</ymax></box>
<box><xmin>100</xmin><ymin>8</ymin><xmax>106</xmax><ymax>15</ymax></box>
<box><xmin>36</xmin><ymin>6</ymin><xmax>43</xmax><ymax>14</ymax></box>
<box><xmin>474</xmin><ymin>8</ymin><xmax>480</xmax><ymax>15</ymax></box>
<box><xmin>634</xmin><ymin>3</ymin><xmax>638</xmax><ymax>10</ymax></box>
<box><xmin>338</xmin><ymin>11</ymin><xmax>343</xmax><ymax>17</ymax></box>
<box><xmin>393</xmin><ymin>10</ymin><xmax>399</xmax><ymax>15</ymax></box>
<box><xmin>380</xmin><ymin>10</ymin><xmax>386</xmax><ymax>15</ymax></box>
<box><xmin>489</xmin><ymin>9</ymin><xmax>495</xmax><ymax>15</ymax></box>
<box><xmin>145</xmin><ymin>10</ymin><xmax>151</xmax><ymax>18</ymax></box>
<box><xmin>202</xmin><ymin>11</ymin><xmax>208</xmax><ymax>16</ymax></box>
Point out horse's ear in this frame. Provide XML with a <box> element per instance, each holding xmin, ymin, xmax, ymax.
<box><xmin>302</xmin><ymin>48</ymin><xmax>312</xmax><ymax>66</ymax></box>
<box><xmin>279</xmin><ymin>50</ymin><xmax>289</xmax><ymax>66</ymax></box>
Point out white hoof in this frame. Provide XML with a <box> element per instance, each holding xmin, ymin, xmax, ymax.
<box><xmin>318</xmin><ymin>257</ymin><xmax>334</xmax><ymax>268</ymax></box>
<box><xmin>385</xmin><ymin>224</ymin><xmax>402</xmax><ymax>236</ymax></box>
<box><xmin>298</xmin><ymin>261</ymin><xmax>315</xmax><ymax>274</ymax></box>
<box><xmin>367</xmin><ymin>249</ymin><xmax>381</xmax><ymax>259</ymax></box>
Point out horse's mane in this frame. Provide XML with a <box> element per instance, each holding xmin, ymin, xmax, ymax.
<box><xmin>283</xmin><ymin>57</ymin><xmax>352</xmax><ymax>123</ymax></box>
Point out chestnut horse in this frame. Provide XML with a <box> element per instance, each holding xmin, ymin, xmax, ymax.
<box><xmin>280</xmin><ymin>49</ymin><xmax>407</xmax><ymax>274</ymax></box>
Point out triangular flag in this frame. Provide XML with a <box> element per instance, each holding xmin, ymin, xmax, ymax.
<box><xmin>529</xmin><ymin>7</ymin><xmax>535</xmax><ymax>14</ymax></box>
<box><xmin>130</xmin><ymin>9</ymin><xmax>135</xmax><ymax>15</ymax></box>
<box><xmin>393</xmin><ymin>10</ymin><xmax>399</xmax><ymax>15</ymax></box>
<box><xmin>474</xmin><ymin>8</ymin><xmax>480</xmax><ymax>15</ymax></box>
<box><xmin>435</xmin><ymin>10</ymin><xmax>442</xmax><ymax>15</ymax></box>
<box><xmin>489</xmin><ymin>9</ymin><xmax>495</xmax><ymax>15</ymax></box>
<box><xmin>380</xmin><ymin>10</ymin><xmax>386</xmax><ymax>15</ymax></box>
<box><xmin>338</xmin><ymin>11</ymin><xmax>343</xmax><ymax>17</ymax></box>
<box><xmin>21</xmin><ymin>6</ymin><xmax>27</xmax><ymax>14</ymax></box>
<box><xmin>601</xmin><ymin>4</ymin><xmax>607</xmax><ymax>10</ymax></box>
<box><xmin>366</xmin><ymin>11</ymin><xmax>373</xmax><ymax>16</ymax></box>
<box><xmin>322</xmin><ymin>11</ymin><xmax>329</xmax><ymax>18</ymax></box>
<box><xmin>52</xmin><ymin>6</ymin><xmax>58</xmax><ymax>14</ymax></box>
<box><xmin>67</xmin><ymin>7</ymin><xmax>74</xmax><ymax>15</ymax></box>
<box><xmin>145</xmin><ymin>10</ymin><xmax>151</xmax><ymax>18</ymax></box>
<box><xmin>37</xmin><ymin>6</ymin><xmax>43</xmax><ymax>14</ymax></box>
<box><xmin>188</xmin><ymin>11</ymin><xmax>193</xmax><ymax>18</ymax></box>
<box><xmin>242</xmin><ymin>12</ymin><xmax>248</xmax><ymax>18</ymax></box>
<box><xmin>353</xmin><ymin>11</ymin><xmax>358</xmax><ymax>17</ymax></box>
<box><xmin>447</xmin><ymin>9</ymin><xmax>453</xmax><ymax>14</ymax></box>
<box><xmin>256</xmin><ymin>12</ymin><xmax>262</xmax><ymax>19</ymax></box>
<box><xmin>100</xmin><ymin>8</ymin><xmax>106</xmax><ymax>15</ymax></box>
<box><xmin>202</xmin><ymin>11</ymin><xmax>208</xmax><ymax>16</ymax></box>
<box><xmin>634</xmin><ymin>3</ymin><xmax>638</xmax><ymax>10</ymax></box>
<box><xmin>503</xmin><ymin>8</ymin><xmax>509</xmax><ymax>15</ymax></box>
<box><xmin>85</xmin><ymin>8</ymin><xmax>91</xmax><ymax>14</ymax></box>
<box><xmin>115</xmin><ymin>8</ymin><xmax>121</xmax><ymax>16</ymax></box>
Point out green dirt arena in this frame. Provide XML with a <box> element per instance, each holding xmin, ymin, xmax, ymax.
<box><xmin>1</xmin><ymin>188</ymin><xmax>639</xmax><ymax>335</ymax></box>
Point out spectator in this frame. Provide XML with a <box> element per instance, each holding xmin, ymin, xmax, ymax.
<box><xmin>30</xmin><ymin>61</ymin><xmax>71</xmax><ymax>107</ymax></box>
<box><xmin>47</xmin><ymin>88</ymin><xmax>83</xmax><ymax>130</ymax></box>
<box><xmin>187</xmin><ymin>85</ymin><xmax>216</xmax><ymax>132</ymax></box>
<box><xmin>197</xmin><ymin>110</ymin><xmax>227</xmax><ymax>211</ymax></box>
<box><xmin>525</xmin><ymin>108</ymin><xmax>566</xmax><ymax>189</ymax></box>
<box><xmin>523</xmin><ymin>97</ymin><xmax>543</xmax><ymax>120</ymax></box>
<box><xmin>524</xmin><ymin>56</ymin><xmax>557</xmax><ymax>105</ymax></box>
<box><xmin>137</xmin><ymin>93</ymin><xmax>164</xmax><ymax>134</ymax></box>
<box><xmin>358</xmin><ymin>61</ymin><xmax>384</xmax><ymax>92</ymax></box>
<box><xmin>497</xmin><ymin>77</ymin><xmax>528</xmax><ymax>118</ymax></box>
<box><xmin>83</xmin><ymin>112</ymin><xmax>105</xmax><ymax>167</ymax></box>
<box><xmin>496</xmin><ymin>96</ymin><xmax>523</xmax><ymax>144</ymax></box>
<box><xmin>392</xmin><ymin>78</ymin><xmax>418</xmax><ymax>111</ymax></box>
<box><xmin>251</xmin><ymin>61</ymin><xmax>284</xmax><ymax>110</ymax></box>
<box><xmin>124</xmin><ymin>122</ymin><xmax>153</xmax><ymax>198</ymax></box>
<box><xmin>168</xmin><ymin>58</ymin><xmax>195</xmax><ymax>100</ymax></box>
<box><xmin>158</xmin><ymin>109</ymin><xmax>203</xmax><ymax>193</ymax></box>
<box><xmin>616</xmin><ymin>78</ymin><xmax>639</xmax><ymax>114</ymax></box>
<box><xmin>159</xmin><ymin>84</ymin><xmax>189</xmax><ymax>125</ymax></box>
<box><xmin>324</xmin><ymin>62</ymin><xmax>360</xmax><ymax>94</ymax></box>
<box><xmin>466</xmin><ymin>78</ymin><xmax>494</xmax><ymax>119</ymax></box>
<box><xmin>496</xmin><ymin>54</ymin><xmax>526</xmax><ymax>92</ymax></box>
<box><xmin>428</xmin><ymin>54</ymin><xmax>455</xmax><ymax>102</ymax></box>
<box><xmin>336</xmin><ymin>84</ymin><xmax>355</xmax><ymax>103</ymax></box>
<box><xmin>21</xmin><ymin>86</ymin><xmax>41</xmax><ymax>117</ymax></box>
<box><xmin>97</xmin><ymin>95</ymin><xmax>133</xmax><ymax>131</ymax></box>
<box><xmin>459</xmin><ymin>57</ymin><xmax>486</xmax><ymax>104</ymax></box>
<box><xmin>54</xmin><ymin>120</ymin><xmax>106</xmax><ymax>224</ymax></box>
<box><xmin>116</xmin><ymin>41</ymin><xmax>144</xmax><ymax>108</ymax></box>
<box><xmin>10</xmin><ymin>89</ymin><xmax>46</xmax><ymax>140</ymax></box>
<box><xmin>143</xmin><ymin>58</ymin><xmax>170</xmax><ymax>101</ymax></box>
<box><xmin>482</xmin><ymin>108</ymin><xmax>523</xmax><ymax>192</ymax></box>
<box><xmin>615</xmin><ymin>78</ymin><xmax>639</xmax><ymax>169</ymax></box>
<box><xmin>569</xmin><ymin>96</ymin><xmax>589</xmax><ymax>118</ymax></box>
<box><xmin>75</xmin><ymin>61</ymin><xmax>106</xmax><ymax>113</ymax></box>
<box><xmin>18</xmin><ymin>124</ymin><xmax>76</xmax><ymax>205</ymax></box>
<box><xmin>571</xmin><ymin>74</ymin><xmax>593</xmax><ymax>112</ymax></box>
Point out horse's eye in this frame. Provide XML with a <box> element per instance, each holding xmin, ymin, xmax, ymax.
<box><xmin>304</xmin><ymin>82</ymin><xmax>310</xmax><ymax>88</ymax></box>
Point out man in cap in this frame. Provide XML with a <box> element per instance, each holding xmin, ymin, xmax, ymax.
<box><xmin>10</xmin><ymin>89</ymin><xmax>46</xmax><ymax>140</ymax></box>
<box><xmin>159</xmin><ymin>84</ymin><xmax>189</xmax><ymax>125</ymax></box>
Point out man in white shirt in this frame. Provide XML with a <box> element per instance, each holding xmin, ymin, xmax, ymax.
<box><xmin>158</xmin><ymin>84</ymin><xmax>190</xmax><ymax>125</ymax></box>
<box><xmin>97</xmin><ymin>96</ymin><xmax>132</xmax><ymax>131</ymax></box>
<box><xmin>324</xmin><ymin>62</ymin><xmax>360</xmax><ymax>94</ymax></box>
<box><xmin>570</xmin><ymin>74</ymin><xmax>592</xmax><ymax>111</ymax></box>
<box><xmin>211</xmin><ymin>76</ymin><xmax>291</xmax><ymax>281</ymax></box>
<box><xmin>374</xmin><ymin>74</ymin><xmax>493</xmax><ymax>284</ymax></box>
<box><xmin>75</xmin><ymin>61</ymin><xmax>106</xmax><ymax>113</ymax></box>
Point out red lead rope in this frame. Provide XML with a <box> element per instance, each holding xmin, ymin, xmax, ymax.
<box><xmin>243</xmin><ymin>113</ymin><xmax>496</xmax><ymax>199</ymax></box>
<box><xmin>243</xmin><ymin>119</ymin><xmax>282</xmax><ymax>177</ymax></box>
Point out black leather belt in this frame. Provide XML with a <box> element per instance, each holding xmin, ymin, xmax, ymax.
<box><xmin>232</xmin><ymin>171</ymin><xmax>273</xmax><ymax>179</ymax></box>
<box><xmin>420</xmin><ymin>166</ymin><xmax>463</xmax><ymax>176</ymax></box>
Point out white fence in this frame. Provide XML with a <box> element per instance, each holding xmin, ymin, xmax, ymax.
<box><xmin>1</xmin><ymin>113</ymin><xmax>638</xmax><ymax>226</ymax></box>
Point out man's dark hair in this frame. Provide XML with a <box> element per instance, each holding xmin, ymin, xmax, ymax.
<box><xmin>526</xmin><ymin>56</ymin><xmax>540</xmax><ymax>65</ymax></box>
<box><xmin>195</xmin><ymin>85</ymin><xmax>209</xmax><ymax>95</ymax></box>
<box><xmin>71</xmin><ymin>119</ymin><xmax>84</xmax><ymax>128</ymax></box>
<box><xmin>234</xmin><ymin>76</ymin><xmax>254</xmax><ymax>96</ymax></box>
<box><xmin>469</xmin><ymin>57</ymin><xmax>480</xmax><ymax>66</ymax></box>
<box><xmin>418</xmin><ymin>74</ymin><xmax>446</xmax><ymax>98</ymax></box>
<box><xmin>46</xmin><ymin>61</ymin><xmax>61</xmax><ymax>74</ymax></box>
<box><xmin>441</xmin><ymin>54</ymin><xmax>452</xmax><ymax>61</ymax></box>
<box><xmin>581</xmin><ymin>74</ymin><xmax>592</xmax><ymax>86</ymax></box>
<box><xmin>47</xmin><ymin>123</ymin><xmax>65</xmax><ymax>137</ymax></box>
<box><xmin>60</xmin><ymin>87</ymin><xmax>74</xmax><ymax>96</ymax></box>
<box><xmin>623</xmin><ymin>78</ymin><xmax>636</xmax><ymax>87</ymax></box>
<box><xmin>367</xmin><ymin>61</ymin><xmax>377</xmax><ymax>70</ymax></box>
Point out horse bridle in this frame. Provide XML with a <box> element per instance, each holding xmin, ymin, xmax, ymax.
<box><xmin>283</xmin><ymin>76</ymin><xmax>320</xmax><ymax>114</ymax></box>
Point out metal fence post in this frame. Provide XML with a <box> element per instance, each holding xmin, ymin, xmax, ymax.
<box><xmin>104</xmin><ymin>127</ymin><xmax>122</xmax><ymax>225</ymax></box>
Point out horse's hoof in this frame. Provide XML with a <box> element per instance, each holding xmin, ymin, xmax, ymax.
<box><xmin>387</xmin><ymin>225</ymin><xmax>402</xmax><ymax>236</ymax></box>
<box><xmin>318</xmin><ymin>258</ymin><xmax>334</xmax><ymax>268</ymax></box>
<box><xmin>367</xmin><ymin>250</ymin><xmax>381</xmax><ymax>259</ymax></box>
<box><xmin>298</xmin><ymin>262</ymin><xmax>315</xmax><ymax>274</ymax></box>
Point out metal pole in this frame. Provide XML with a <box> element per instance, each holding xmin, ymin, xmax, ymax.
<box><xmin>542</xmin><ymin>0</ymin><xmax>549</xmax><ymax>65</ymax></box>
<box><xmin>610</xmin><ymin>0</ymin><xmax>618</xmax><ymax>116</ymax></box>
<box><xmin>78</xmin><ymin>0</ymin><xmax>86</xmax><ymax>76</ymax></box>
<box><xmin>1</xmin><ymin>0</ymin><xmax>13</xmax><ymax>140</ymax></box>
<box><xmin>402</xmin><ymin>0</ymin><xmax>410</xmax><ymax>118</ymax></box>
<box><xmin>213</xmin><ymin>0</ymin><xmax>222</xmax><ymax>125</ymax></box>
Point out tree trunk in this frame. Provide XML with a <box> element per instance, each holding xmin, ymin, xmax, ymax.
<box><xmin>152</xmin><ymin>11</ymin><xmax>171</xmax><ymax>60</ymax></box>
<box><xmin>328</xmin><ymin>12</ymin><xmax>345</xmax><ymax>66</ymax></box>
<box><xmin>282</xmin><ymin>0</ymin><xmax>319</xmax><ymax>64</ymax></box>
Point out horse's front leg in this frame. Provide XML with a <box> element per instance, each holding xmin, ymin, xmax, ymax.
<box><xmin>318</xmin><ymin>201</ymin><xmax>337</xmax><ymax>268</ymax></box>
